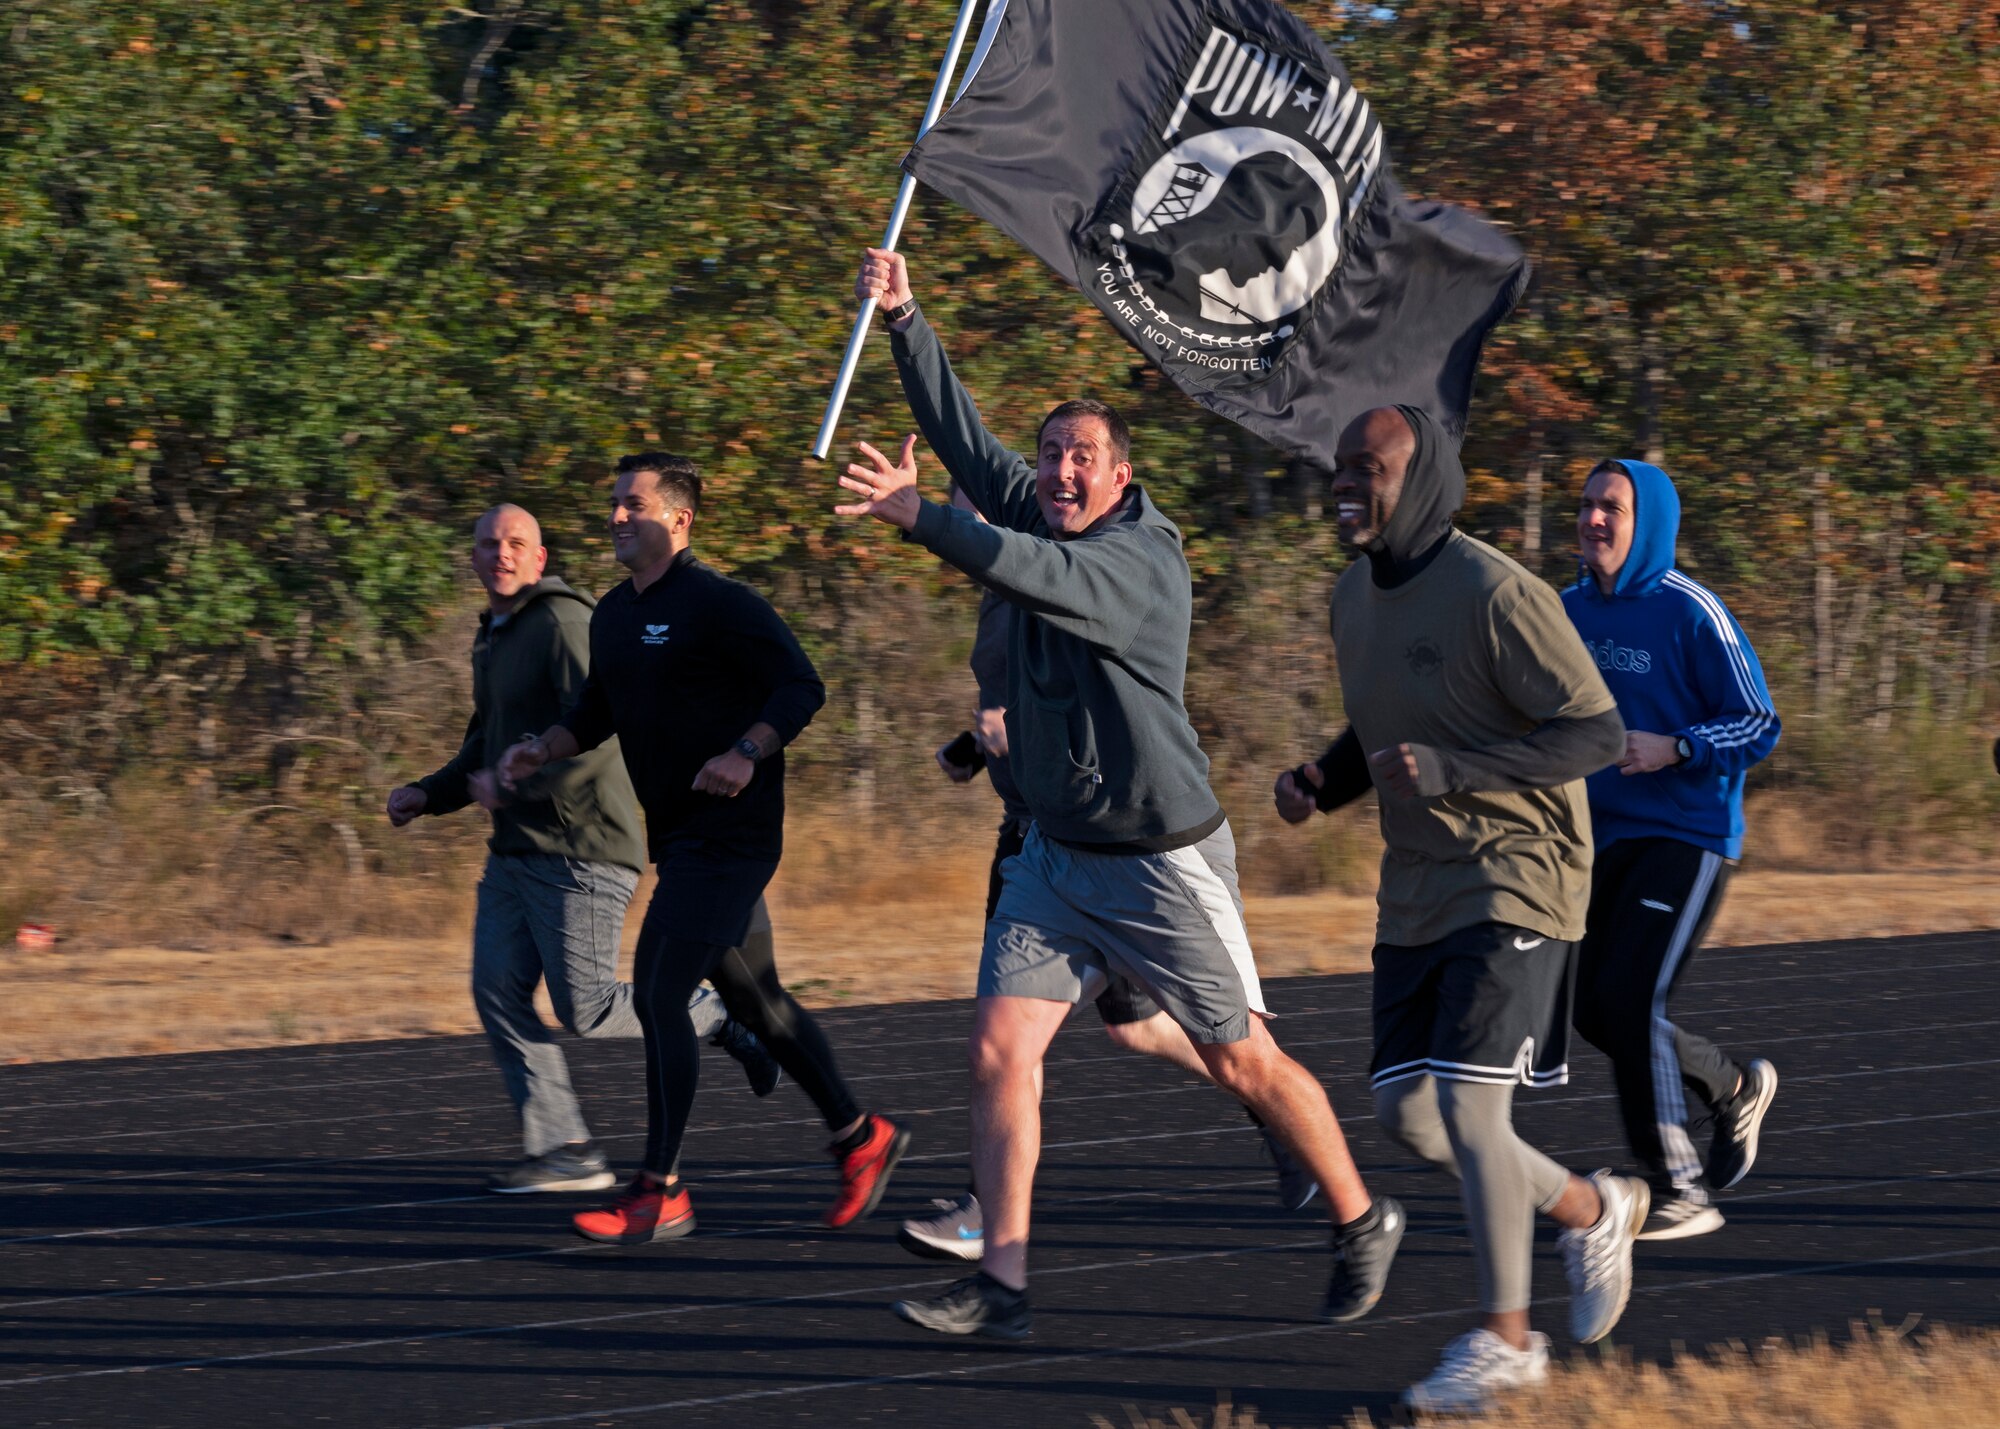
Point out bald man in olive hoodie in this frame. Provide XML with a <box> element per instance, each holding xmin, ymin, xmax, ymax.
<box><xmin>389</xmin><ymin>505</ymin><xmax>776</xmax><ymax>1194</ymax></box>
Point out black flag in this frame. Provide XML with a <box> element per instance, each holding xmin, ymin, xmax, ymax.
<box><xmin>904</xmin><ymin>0</ymin><xmax>1528</xmax><ymax>461</ymax></box>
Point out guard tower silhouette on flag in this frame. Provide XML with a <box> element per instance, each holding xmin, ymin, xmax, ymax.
<box><xmin>1143</xmin><ymin>162</ymin><xmax>1213</xmax><ymax>229</ymax></box>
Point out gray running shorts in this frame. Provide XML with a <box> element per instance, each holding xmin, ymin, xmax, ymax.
<box><xmin>980</xmin><ymin>821</ymin><xmax>1268</xmax><ymax>1044</ymax></box>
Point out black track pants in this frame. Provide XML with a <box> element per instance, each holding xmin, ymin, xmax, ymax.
<box><xmin>1573</xmin><ymin>836</ymin><xmax>1740</xmax><ymax>1201</ymax></box>
<box><xmin>632</xmin><ymin>904</ymin><xmax>862</xmax><ymax>1178</ymax></box>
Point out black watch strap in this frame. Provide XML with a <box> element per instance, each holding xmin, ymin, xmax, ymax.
<box><xmin>884</xmin><ymin>297</ymin><xmax>919</xmax><ymax>325</ymax></box>
<box><xmin>1674</xmin><ymin>735</ymin><xmax>1694</xmax><ymax>764</ymax></box>
<box><xmin>734</xmin><ymin>736</ymin><xmax>763</xmax><ymax>763</ymax></box>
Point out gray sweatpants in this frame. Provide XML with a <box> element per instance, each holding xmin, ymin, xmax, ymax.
<box><xmin>1375</xmin><ymin>1075</ymin><xmax>1571</xmax><ymax>1314</ymax></box>
<box><xmin>472</xmin><ymin>853</ymin><xmax>726</xmax><ymax>1156</ymax></box>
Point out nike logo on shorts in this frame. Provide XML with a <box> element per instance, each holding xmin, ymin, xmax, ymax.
<box><xmin>1512</xmin><ymin>935</ymin><xmax>1545</xmax><ymax>951</ymax></box>
<box><xmin>1641</xmin><ymin>899</ymin><xmax>1675</xmax><ymax>912</ymax></box>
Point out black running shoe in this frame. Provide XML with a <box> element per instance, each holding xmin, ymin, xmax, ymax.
<box><xmin>1257</xmin><ymin>1124</ymin><xmax>1319</xmax><ymax>1212</ymax></box>
<box><xmin>712</xmin><ymin>1020</ymin><xmax>782</xmax><ymax>1098</ymax></box>
<box><xmin>486</xmin><ymin>1141</ymin><xmax>616</xmax><ymax>1195</ymax></box>
<box><xmin>1321</xmin><ymin>1195</ymin><xmax>1404</xmax><ymax>1322</ymax></box>
<box><xmin>892</xmin><ymin>1273</ymin><xmax>1031</xmax><ymax>1340</ymax></box>
<box><xmin>1709</xmin><ymin>1058</ymin><xmax>1777</xmax><ymax>1190</ymax></box>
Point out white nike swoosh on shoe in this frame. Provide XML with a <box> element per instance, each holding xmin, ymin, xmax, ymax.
<box><xmin>1513</xmin><ymin>936</ymin><xmax>1545</xmax><ymax>951</ymax></box>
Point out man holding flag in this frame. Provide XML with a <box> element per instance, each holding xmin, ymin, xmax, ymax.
<box><xmin>835</xmin><ymin>249</ymin><xmax>1403</xmax><ymax>1341</ymax></box>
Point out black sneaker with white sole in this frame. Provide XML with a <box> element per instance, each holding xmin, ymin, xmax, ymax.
<box><xmin>1709</xmin><ymin>1057</ymin><xmax>1777</xmax><ymax>1190</ymax></box>
<box><xmin>892</xmin><ymin>1272</ymin><xmax>1031</xmax><ymax>1339</ymax></box>
<box><xmin>712</xmin><ymin>1020</ymin><xmax>783</xmax><ymax>1098</ymax></box>
<box><xmin>486</xmin><ymin>1141</ymin><xmax>616</xmax><ymax>1194</ymax></box>
<box><xmin>1321</xmin><ymin>1195</ymin><xmax>1404</xmax><ymax>1322</ymax></box>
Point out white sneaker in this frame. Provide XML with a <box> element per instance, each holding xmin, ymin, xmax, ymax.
<box><xmin>1401</xmin><ymin>1328</ymin><xmax>1550</xmax><ymax>1415</ymax></box>
<box><xmin>1559</xmin><ymin>1169</ymin><xmax>1648</xmax><ymax>1343</ymax></box>
<box><xmin>1635</xmin><ymin>1193</ymin><xmax>1725</xmax><ymax>1241</ymax></box>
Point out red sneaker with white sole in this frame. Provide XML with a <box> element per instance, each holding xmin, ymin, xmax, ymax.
<box><xmin>826</xmin><ymin>1116</ymin><xmax>909</xmax><ymax>1228</ymax></box>
<box><xmin>573</xmin><ymin>1177</ymin><xmax>695</xmax><ymax>1245</ymax></box>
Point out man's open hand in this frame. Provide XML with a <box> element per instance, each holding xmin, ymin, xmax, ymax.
<box><xmin>1273</xmin><ymin>763</ymin><xmax>1323</xmax><ymax>825</ymax></box>
<box><xmin>835</xmin><ymin>434</ymin><xmax>923</xmax><ymax>531</ymax></box>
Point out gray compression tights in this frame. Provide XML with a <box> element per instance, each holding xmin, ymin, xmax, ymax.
<box><xmin>1374</xmin><ymin>1076</ymin><xmax>1572</xmax><ymax>1314</ymax></box>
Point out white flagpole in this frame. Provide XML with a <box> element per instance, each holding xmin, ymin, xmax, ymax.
<box><xmin>809</xmin><ymin>0</ymin><xmax>987</xmax><ymax>460</ymax></box>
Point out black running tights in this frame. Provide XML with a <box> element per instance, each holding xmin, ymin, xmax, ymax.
<box><xmin>633</xmin><ymin>916</ymin><xmax>862</xmax><ymax>1179</ymax></box>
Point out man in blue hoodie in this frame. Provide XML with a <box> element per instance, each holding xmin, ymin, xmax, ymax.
<box><xmin>1563</xmin><ymin>459</ymin><xmax>1782</xmax><ymax>1241</ymax></box>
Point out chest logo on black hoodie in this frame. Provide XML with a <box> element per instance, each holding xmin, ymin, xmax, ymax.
<box><xmin>642</xmin><ymin>623</ymin><xmax>671</xmax><ymax>647</ymax></box>
<box><xmin>1406</xmin><ymin>637</ymin><xmax>1443</xmax><ymax>677</ymax></box>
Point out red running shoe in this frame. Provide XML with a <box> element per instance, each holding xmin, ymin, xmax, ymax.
<box><xmin>826</xmin><ymin>1115</ymin><xmax>910</xmax><ymax>1228</ymax></box>
<box><xmin>572</xmin><ymin>1176</ymin><xmax>695</xmax><ymax>1245</ymax></box>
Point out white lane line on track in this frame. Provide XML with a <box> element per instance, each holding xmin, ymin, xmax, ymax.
<box><xmin>432</xmin><ymin>1238</ymin><xmax>2000</xmax><ymax>1429</ymax></box>
<box><xmin>13</xmin><ymin>954</ymin><xmax>1999</xmax><ymax>1143</ymax></box>
<box><xmin>5</xmin><ymin>1170</ymin><xmax>1994</xmax><ymax>1398</ymax></box>
<box><xmin>7</xmin><ymin>1141</ymin><xmax>1989</xmax><ymax>1318</ymax></box>
<box><xmin>15</xmin><ymin>1048</ymin><xmax>2000</xmax><ymax>1256</ymax></box>
<box><xmin>2</xmin><ymin>933</ymin><xmax>1989</xmax><ymax>1092</ymax></box>
<box><xmin>9</xmin><ymin>1048</ymin><xmax>2000</xmax><ymax>1249</ymax></box>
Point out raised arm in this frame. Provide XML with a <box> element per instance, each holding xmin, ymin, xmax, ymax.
<box><xmin>836</xmin><ymin>437</ymin><xmax>1157</xmax><ymax>656</ymax></box>
<box><xmin>857</xmin><ymin>248</ymin><xmax>1041</xmax><ymax>534</ymax></box>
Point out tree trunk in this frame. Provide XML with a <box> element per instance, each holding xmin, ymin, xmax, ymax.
<box><xmin>1970</xmin><ymin>591</ymin><xmax>1993</xmax><ymax>717</ymax></box>
<box><xmin>1522</xmin><ymin>446</ymin><xmax>1545</xmax><ymax>570</ymax></box>
<box><xmin>1869</xmin><ymin>498</ymin><xmax>1907</xmax><ymax>734</ymax></box>
<box><xmin>1812</xmin><ymin>469</ymin><xmax>1837</xmax><ymax>720</ymax></box>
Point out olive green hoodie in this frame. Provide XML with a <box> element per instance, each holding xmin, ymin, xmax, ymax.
<box><xmin>411</xmin><ymin>577</ymin><xmax>645</xmax><ymax>871</ymax></box>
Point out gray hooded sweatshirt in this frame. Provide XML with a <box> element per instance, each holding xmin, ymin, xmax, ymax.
<box><xmin>892</xmin><ymin>310</ymin><xmax>1221</xmax><ymax>849</ymax></box>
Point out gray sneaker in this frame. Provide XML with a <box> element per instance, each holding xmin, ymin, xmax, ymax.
<box><xmin>1321</xmin><ymin>1195</ymin><xmax>1404</xmax><ymax>1322</ymax></box>
<box><xmin>892</xmin><ymin>1273</ymin><xmax>1030</xmax><ymax>1340</ymax></box>
<box><xmin>1402</xmin><ymin>1328</ymin><xmax>1550</xmax><ymax>1414</ymax></box>
<box><xmin>897</xmin><ymin>1191</ymin><xmax>983</xmax><ymax>1261</ymax></box>
<box><xmin>1559</xmin><ymin>1170</ymin><xmax>1648</xmax><ymax>1343</ymax></box>
<box><xmin>1709</xmin><ymin>1058</ymin><xmax>1777</xmax><ymax>1190</ymax></box>
<box><xmin>486</xmin><ymin>1141</ymin><xmax>616</xmax><ymax>1195</ymax></box>
<box><xmin>1256</xmin><ymin>1123</ymin><xmax>1319</xmax><ymax>1212</ymax></box>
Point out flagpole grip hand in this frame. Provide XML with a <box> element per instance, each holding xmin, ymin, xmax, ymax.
<box><xmin>857</xmin><ymin>249</ymin><xmax>915</xmax><ymax>328</ymax></box>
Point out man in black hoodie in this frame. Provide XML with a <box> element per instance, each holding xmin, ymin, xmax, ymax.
<box><xmin>1275</xmin><ymin>407</ymin><xmax>1643</xmax><ymax>1414</ymax></box>
<box><xmin>389</xmin><ymin>504</ymin><xmax>777</xmax><ymax>1194</ymax></box>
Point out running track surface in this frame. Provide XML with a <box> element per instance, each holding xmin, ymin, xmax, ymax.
<box><xmin>5</xmin><ymin>931</ymin><xmax>1998</xmax><ymax>1427</ymax></box>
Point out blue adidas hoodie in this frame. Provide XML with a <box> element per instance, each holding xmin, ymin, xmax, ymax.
<box><xmin>1561</xmin><ymin>460</ymin><xmax>1780</xmax><ymax>858</ymax></box>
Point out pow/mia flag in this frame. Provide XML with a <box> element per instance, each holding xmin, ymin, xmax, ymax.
<box><xmin>904</xmin><ymin>0</ymin><xmax>1529</xmax><ymax>460</ymax></box>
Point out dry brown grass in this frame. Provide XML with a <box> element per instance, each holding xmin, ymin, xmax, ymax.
<box><xmin>4</xmin><ymin>855</ymin><xmax>1994</xmax><ymax>1064</ymax></box>
<box><xmin>1093</xmin><ymin>1322</ymin><xmax>2000</xmax><ymax>1429</ymax></box>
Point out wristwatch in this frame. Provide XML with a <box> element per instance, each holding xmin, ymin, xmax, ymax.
<box><xmin>734</xmin><ymin>737</ymin><xmax>763</xmax><ymax>763</ymax></box>
<box><xmin>884</xmin><ymin>297</ymin><xmax>919</xmax><ymax>326</ymax></box>
<box><xmin>1673</xmin><ymin>735</ymin><xmax>1694</xmax><ymax>765</ymax></box>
